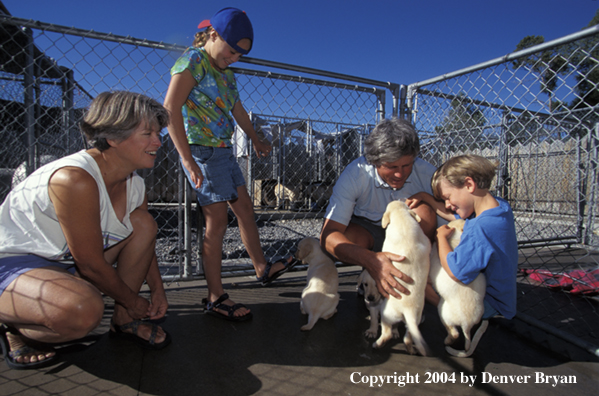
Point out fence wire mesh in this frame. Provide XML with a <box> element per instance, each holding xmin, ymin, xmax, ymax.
<box><xmin>406</xmin><ymin>26</ymin><xmax>599</xmax><ymax>351</ymax></box>
<box><xmin>1</xmin><ymin>14</ymin><xmax>597</xmax><ymax>354</ymax></box>
<box><xmin>0</xmin><ymin>15</ymin><xmax>384</xmax><ymax>282</ymax></box>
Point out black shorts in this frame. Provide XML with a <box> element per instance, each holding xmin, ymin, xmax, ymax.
<box><xmin>349</xmin><ymin>215</ymin><xmax>385</xmax><ymax>252</ymax></box>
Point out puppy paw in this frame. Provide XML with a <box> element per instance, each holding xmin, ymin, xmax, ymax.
<box><xmin>365</xmin><ymin>329</ymin><xmax>377</xmax><ymax>338</ymax></box>
<box><xmin>392</xmin><ymin>328</ymin><xmax>400</xmax><ymax>339</ymax></box>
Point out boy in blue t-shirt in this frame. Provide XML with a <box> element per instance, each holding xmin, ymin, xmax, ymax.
<box><xmin>408</xmin><ymin>154</ymin><xmax>518</xmax><ymax>321</ymax></box>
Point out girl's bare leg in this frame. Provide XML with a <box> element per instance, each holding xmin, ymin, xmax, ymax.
<box><xmin>201</xmin><ymin>201</ymin><xmax>250</xmax><ymax>318</ymax></box>
<box><xmin>228</xmin><ymin>186</ymin><xmax>289</xmax><ymax>279</ymax></box>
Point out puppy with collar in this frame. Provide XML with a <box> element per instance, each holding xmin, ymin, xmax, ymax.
<box><xmin>430</xmin><ymin>219</ymin><xmax>487</xmax><ymax>357</ymax></box>
<box><xmin>373</xmin><ymin>200</ymin><xmax>431</xmax><ymax>356</ymax></box>
<box><xmin>357</xmin><ymin>270</ymin><xmax>400</xmax><ymax>339</ymax></box>
<box><xmin>297</xmin><ymin>237</ymin><xmax>340</xmax><ymax>331</ymax></box>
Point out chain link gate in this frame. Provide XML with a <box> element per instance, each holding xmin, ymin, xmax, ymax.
<box><xmin>1</xmin><ymin>14</ymin><xmax>598</xmax><ymax>356</ymax></box>
<box><xmin>405</xmin><ymin>26</ymin><xmax>599</xmax><ymax>355</ymax></box>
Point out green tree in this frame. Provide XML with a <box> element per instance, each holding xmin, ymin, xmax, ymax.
<box><xmin>511</xmin><ymin>35</ymin><xmax>569</xmax><ymax>111</ymax></box>
<box><xmin>512</xmin><ymin>10</ymin><xmax>599</xmax><ymax>110</ymax></box>
<box><xmin>570</xmin><ymin>9</ymin><xmax>599</xmax><ymax>109</ymax></box>
<box><xmin>435</xmin><ymin>94</ymin><xmax>487</xmax><ymax>151</ymax></box>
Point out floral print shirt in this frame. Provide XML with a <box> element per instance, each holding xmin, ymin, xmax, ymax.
<box><xmin>170</xmin><ymin>47</ymin><xmax>239</xmax><ymax>147</ymax></box>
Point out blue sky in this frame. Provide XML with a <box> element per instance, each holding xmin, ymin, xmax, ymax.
<box><xmin>3</xmin><ymin>0</ymin><xmax>598</xmax><ymax>87</ymax></box>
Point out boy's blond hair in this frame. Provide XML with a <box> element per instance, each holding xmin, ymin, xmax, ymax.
<box><xmin>432</xmin><ymin>155</ymin><xmax>497</xmax><ymax>200</ymax></box>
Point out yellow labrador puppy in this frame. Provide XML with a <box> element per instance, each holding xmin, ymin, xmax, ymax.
<box><xmin>430</xmin><ymin>219</ymin><xmax>487</xmax><ymax>357</ymax></box>
<box><xmin>297</xmin><ymin>237</ymin><xmax>340</xmax><ymax>331</ymax></box>
<box><xmin>357</xmin><ymin>270</ymin><xmax>400</xmax><ymax>339</ymax></box>
<box><xmin>373</xmin><ymin>201</ymin><xmax>431</xmax><ymax>356</ymax></box>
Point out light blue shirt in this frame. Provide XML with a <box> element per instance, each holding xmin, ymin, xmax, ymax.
<box><xmin>325</xmin><ymin>156</ymin><xmax>437</xmax><ymax>226</ymax></box>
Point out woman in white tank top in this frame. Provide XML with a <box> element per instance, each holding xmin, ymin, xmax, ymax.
<box><xmin>0</xmin><ymin>91</ymin><xmax>171</xmax><ymax>369</ymax></box>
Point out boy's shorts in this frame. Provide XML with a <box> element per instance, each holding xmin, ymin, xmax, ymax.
<box><xmin>183</xmin><ymin>146</ymin><xmax>246</xmax><ymax>207</ymax></box>
<box><xmin>349</xmin><ymin>215</ymin><xmax>385</xmax><ymax>252</ymax></box>
<box><xmin>0</xmin><ymin>255</ymin><xmax>76</xmax><ymax>296</ymax></box>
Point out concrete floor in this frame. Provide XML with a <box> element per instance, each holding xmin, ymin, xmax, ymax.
<box><xmin>1</xmin><ymin>267</ymin><xmax>598</xmax><ymax>396</ymax></box>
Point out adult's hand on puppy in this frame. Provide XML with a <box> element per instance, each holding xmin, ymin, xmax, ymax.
<box><xmin>370</xmin><ymin>252</ymin><xmax>414</xmax><ymax>299</ymax></box>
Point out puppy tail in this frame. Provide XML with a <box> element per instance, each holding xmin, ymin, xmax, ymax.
<box><xmin>405</xmin><ymin>316</ymin><xmax>431</xmax><ymax>357</ymax></box>
<box><xmin>408</xmin><ymin>327</ymin><xmax>431</xmax><ymax>357</ymax></box>
<box><xmin>301</xmin><ymin>314</ymin><xmax>319</xmax><ymax>331</ymax></box>
<box><xmin>446</xmin><ymin>320</ymin><xmax>489</xmax><ymax>358</ymax></box>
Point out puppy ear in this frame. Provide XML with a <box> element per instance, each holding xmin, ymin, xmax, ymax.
<box><xmin>409</xmin><ymin>209</ymin><xmax>422</xmax><ymax>223</ymax></box>
<box><xmin>357</xmin><ymin>270</ymin><xmax>365</xmax><ymax>283</ymax></box>
<box><xmin>382</xmin><ymin>209</ymin><xmax>391</xmax><ymax>229</ymax></box>
<box><xmin>296</xmin><ymin>240</ymin><xmax>307</xmax><ymax>260</ymax></box>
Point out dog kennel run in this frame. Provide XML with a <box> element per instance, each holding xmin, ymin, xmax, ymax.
<box><xmin>0</xmin><ymin>12</ymin><xmax>597</xmax><ymax>357</ymax></box>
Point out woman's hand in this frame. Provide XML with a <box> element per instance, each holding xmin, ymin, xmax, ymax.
<box><xmin>147</xmin><ymin>289</ymin><xmax>169</xmax><ymax>320</ymax></box>
<box><xmin>126</xmin><ymin>295</ymin><xmax>152</xmax><ymax>320</ymax></box>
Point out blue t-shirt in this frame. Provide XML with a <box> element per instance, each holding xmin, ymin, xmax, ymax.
<box><xmin>447</xmin><ymin>197</ymin><xmax>518</xmax><ymax>319</ymax></box>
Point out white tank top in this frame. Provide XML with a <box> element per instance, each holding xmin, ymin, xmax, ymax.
<box><xmin>0</xmin><ymin>150</ymin><xmax>146</xmax><ymax>262</ymax></box>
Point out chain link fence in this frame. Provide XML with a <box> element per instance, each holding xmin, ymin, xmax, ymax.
<box><xmin>406</xmin><ymin>26</ymin><xmax>599</xmax><ymax>354</ymax></box>
<box><xmin>1</xmin><ymin>14</ymin><xmax>597</xmax><ymax>356</ymax></box>
<box><xmin>0</xmin><ymin>15</ymin><xmax>391</xmax><ymax>281</ymax></box>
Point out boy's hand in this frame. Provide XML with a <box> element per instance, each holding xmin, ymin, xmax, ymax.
<box><xmin>436</xmin><ymin>224</ymin><xmax>456</xmax><ymax>241</ymax></box>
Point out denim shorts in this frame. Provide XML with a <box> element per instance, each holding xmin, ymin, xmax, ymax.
<box><xmin>0</xmin><ymin>255</ymin><xmax>76</xmax><ymax>296</ymax></box>
<box><xmin>349</xmin><ymin>215</ymin><xmax>386</xmax><ymax>252</ymax></box>
<box><xmin>183</xmin><ymin>145</ymin><xmax>246</xmax><ymax>207</ymax></box>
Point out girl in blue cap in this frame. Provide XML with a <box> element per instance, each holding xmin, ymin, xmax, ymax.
<box><xmin>164</xmin><ymin>7</ymin><xmax>295</xmax><ymax>322</ymax></box>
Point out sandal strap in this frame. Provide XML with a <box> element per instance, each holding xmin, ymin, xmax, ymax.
<box><xmin>9</xmin><ymin>345</ymin><xmax>39</xmax><ymax>359</ymax></box>
<box><xmin>147</xmin><ymin>323</ymin><xmax>158</xmax><ymax>345</ymax></box>
<box><xmin>112</xmin><ymin>320</ymin><xmax>160</xmax><ymax>346</ymax></box>
<box><xmin>257</xmin><ymin>262</ymin><xmax>274</xmax><ymax>282</ymax></box>
<box><xmin>115</xmin><ymin>320</ymin><xmax>140</xmax><ymax>334</ymax></box>
<box><xmin>206</xmin><ymin>293</ymin><xmax>249</xmax><ymax>318</ymax></box>
<box><xmin>206</xmin><ymin>293</ymin><xmax>230</xmax><ymax>311</ymax></box>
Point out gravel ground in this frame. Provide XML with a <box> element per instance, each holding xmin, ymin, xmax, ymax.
<box><xmin>153</xmin><ymin>208</ymin><xmax>325</xmax><ymax>277</ymax></box>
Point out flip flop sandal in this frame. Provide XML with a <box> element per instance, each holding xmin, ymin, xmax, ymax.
<box><xmin>257</xmin><ymin>256</ymin><xmax>299</xmax><ymax>286</ymax></box>
<box><xmin>0</xmin><ymin>325</ymin><xmax>57</xmax><ymax>370</ymax></box>
<box><xmin>110</xmin><ymin>320</ymin><xmax>172</xmax><ymax>350</ymax></box>
<box><xmin>203</xmin><ymin>293</ymin><xmax>253</xmax><ymax>322</ymax></box>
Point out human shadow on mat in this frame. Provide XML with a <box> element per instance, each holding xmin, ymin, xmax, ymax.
<box><xmin>46</xmin><ymin>275</ymin><xmax>595</xmax><ymax>396</ymax></box>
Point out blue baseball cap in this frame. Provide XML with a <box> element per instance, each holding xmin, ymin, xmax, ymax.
<box><xmin>198</xmin><ymin>7</ymin><xmax>254</xmax><ymax>55</ymax></box>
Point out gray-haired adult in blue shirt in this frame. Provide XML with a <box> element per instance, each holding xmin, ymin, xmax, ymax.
<box><xmin>320</xmin><ymin>118</ymin><xmax>442</xmax><ymax>299</ymax></box>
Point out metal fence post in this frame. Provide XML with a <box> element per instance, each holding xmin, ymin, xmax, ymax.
<box><xmin>184</xmin><ymin>171</ymin><xmax>193</xmax><ymax>280</ymax></box>
<box><xmin>60</xmin><ymin>67</ymin><xmax>75</xmax><ymax>152</ymax></box>
<box><xmin>23</xmin><ymin>27</ymin><xmax>35</xmax><ymax>177</ymax></box>
<box><xmin>497</xmin><ymin>112</ymin><xmax>510</xmax><ymax>199</ymax></box>
<box><xmin>584</xmin><ymin>122</ymin><xmax>599</xmax><ymax>245</ymax></box>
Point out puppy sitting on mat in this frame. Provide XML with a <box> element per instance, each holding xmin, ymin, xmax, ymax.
<box><xmin>297</xmin><ymin>237</ymin><xmax>340</xmax><ymax>331</ymax></box>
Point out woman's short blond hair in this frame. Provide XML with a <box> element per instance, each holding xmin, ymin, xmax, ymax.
<box><xmin>432</xmin><ymin>154</ymin><xmax>497</xmax><ymax>200</ymax></box>
<box><xmin>80</xmin><ymin>91</ymin><xmax>169</xmax><ymax>151</ymax></box>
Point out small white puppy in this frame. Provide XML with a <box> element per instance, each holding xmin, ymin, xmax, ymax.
<box><xmin>373</xmin><ymin>201</ymin><xmax>431</xmax><ymax>356</ymax></box>
<box><xmin>297</xmin><ymin>237</ymin><xmax>340</xmax><ymax>331</ymax></box>
<box><xmin>357</xmin><ymin>270</ymin><xmax>399</xmax><ymax>339</ymax></box>
<box><xmin>430</xmin><ymin>219</ymin><xmax>487</xmax><ymax>357</ymax></box>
